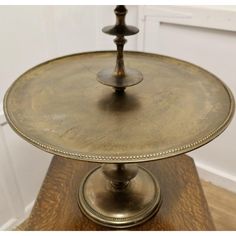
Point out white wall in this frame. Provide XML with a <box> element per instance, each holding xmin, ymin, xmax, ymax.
<box><xmin>0</xmin><ymin>5</ymin><xmax>139</xmax><ymax>229</ymax></box>
<box><xmin>138</xmin><ymin>5</ymin><xmax>236</xmax><ymax>191</ymax></box>
<box><xmin>0</xmin><ymin>5</ymin><xmax>236</xmax><ymax>229</ymax></box>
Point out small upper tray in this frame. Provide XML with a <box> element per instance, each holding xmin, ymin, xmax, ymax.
<box><xmin>4</xmin><ymin>51</ymin><xmax>235</xmax><ymax>163</ymax></box>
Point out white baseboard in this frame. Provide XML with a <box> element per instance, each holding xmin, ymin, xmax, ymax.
<box><xmin>0</xmin><ymin>218</ymin><xmax>17</xmax><ymax>231</ymax></box>
<box><xmin>24</xmin><ymin>200</ymin><xmax>35</xmax><ymax>218</ymax></box>
<box><xmin>0</xmin><ymin>102</ymin><xmax>7</xmax><ymax>126</ymax></box>
<box><xmin>196</xmin><ymin>162</ymin><xmax>236</xmax><ymax>193</ymax></box>
<box><xmin>0</xmin><ymin>200</ymin><xmax>35</xmax><ymax>231</ymax></box>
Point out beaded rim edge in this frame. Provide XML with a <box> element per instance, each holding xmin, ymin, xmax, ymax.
<box><xmin>3</xmin><ymin>51</ymin><xmax>235</xmax><ymax>163</ymax></box>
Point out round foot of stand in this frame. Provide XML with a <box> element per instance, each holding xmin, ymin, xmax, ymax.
<box><xmin>78</xmin><ymin>165</ymin><xmax>161</xmax><ymax>228</ymax></box>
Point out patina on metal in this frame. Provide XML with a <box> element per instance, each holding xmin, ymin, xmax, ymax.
<box><xmin>4</xmin><ymin>50</ymin><xmax>234</xmax><ymax>227</ymax></box>
<box><xmin>4</xmin><ymin>51</ymin><xmax>234</xmax><ymax>163</ymax></box>
<box><xmin>78</xmin><ymin>163</ymin><xmax>161</xmax><ymax>228</ymax></box>
<box><xmin>97</xmin><ymin>5</ymin><xmax>143</xmax><ymax>92</ymax></box>
<box><xmin>3</xmin><ymin>5</ymin><xmax>235</xmax><ymax>229</ymax></box>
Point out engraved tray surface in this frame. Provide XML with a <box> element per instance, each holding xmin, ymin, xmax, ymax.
<box><xmin>4</xmin><ymin>51</ymin><xmax>235</xmax><ymax>163</ymax></box>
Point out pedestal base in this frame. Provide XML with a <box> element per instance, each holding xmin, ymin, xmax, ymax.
<box><xmin>23</xmin><ymin>155</ymin><xmax>215</xmax><ymax>230</ymax></box>
<box><xmin>78</xmin><ymin>165</ymin><xmax>161</xmax><ymax>228</ymax></box>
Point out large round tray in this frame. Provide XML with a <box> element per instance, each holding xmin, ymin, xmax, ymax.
<box><xmin>4</xmin><ymin>51</ymin><xmax>234</xmax><ymax>163</ymax></box>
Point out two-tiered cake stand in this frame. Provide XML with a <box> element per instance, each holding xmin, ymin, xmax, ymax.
<box><xmin>3</xmin><ymin>6</ymin><xmax>234</xmax><ymax>228</ymax></box>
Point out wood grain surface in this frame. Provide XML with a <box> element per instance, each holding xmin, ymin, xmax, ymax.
<box><xmin>201</xmin><ymin>181</ymin><xmax>236</xmax><ymax>230</ymax></box>
<box><xmin>25</xmin><ymin>154</ymin><xmax>215</xmax><ymax>230</ymax></box>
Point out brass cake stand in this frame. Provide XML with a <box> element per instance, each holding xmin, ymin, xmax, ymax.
<box><xmin>3</xmin><ymin>6</ymin><xmax>235</xmax><ymax>228</ymax></box>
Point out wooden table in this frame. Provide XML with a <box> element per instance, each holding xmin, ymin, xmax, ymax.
<box><xmin>24</xmin><ymin>154</ymin><xmax>215</xmax><ymax>230</ymax></box>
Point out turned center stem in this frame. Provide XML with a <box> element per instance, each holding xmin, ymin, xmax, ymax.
<box><xmin>114</xmin><ymin>36</ymin><xmax>126</xmax><ymax>77</ymax></box>
<box><xmin>102</xmin><ymin>163</ymin><xmax>138</xmax><ymax>190</ymax></box>
<box><xmin>113</xmin><ymin>6</ymin><xmax>127</xmax><ymax>78</ymax></box>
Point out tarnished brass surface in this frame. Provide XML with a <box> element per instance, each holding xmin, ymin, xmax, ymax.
<box><xmin>102</xmin><ymin>163</ymin><xmax>138</xmax><ymax>189</ymax></box>
<box><xmin>4</xmin><ymin>51</ymin><xmax>235</xmax><ymax>163</ymax></box>
<box><xmin>97</xmin><ymin>5</ymin><xmax>143</xmax><ymax>91</ymax></box>
<box><xmin>102</xmin><ymin>6</ymin><xmax>139</xmax><ymax>36</ymax></box>
<box><xmin>97</xmin><ymin>68</ymin><xmax>143</xmax><ymax>89</ymax></box>
<box><xmin>77</xmin><ymin>162</ymin><xmax>161</xmax><ymax>228</ymax></box>
<box><xmin>78</xmin><ymin>164</ymin><xmax>161</xmax><ymax>228</ymax></box>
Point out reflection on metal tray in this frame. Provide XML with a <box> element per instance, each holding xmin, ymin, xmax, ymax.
<box><xmin>4</xmin><ymin>51</ymin><xmax>234</xmax><ymax>163</ymax></box>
